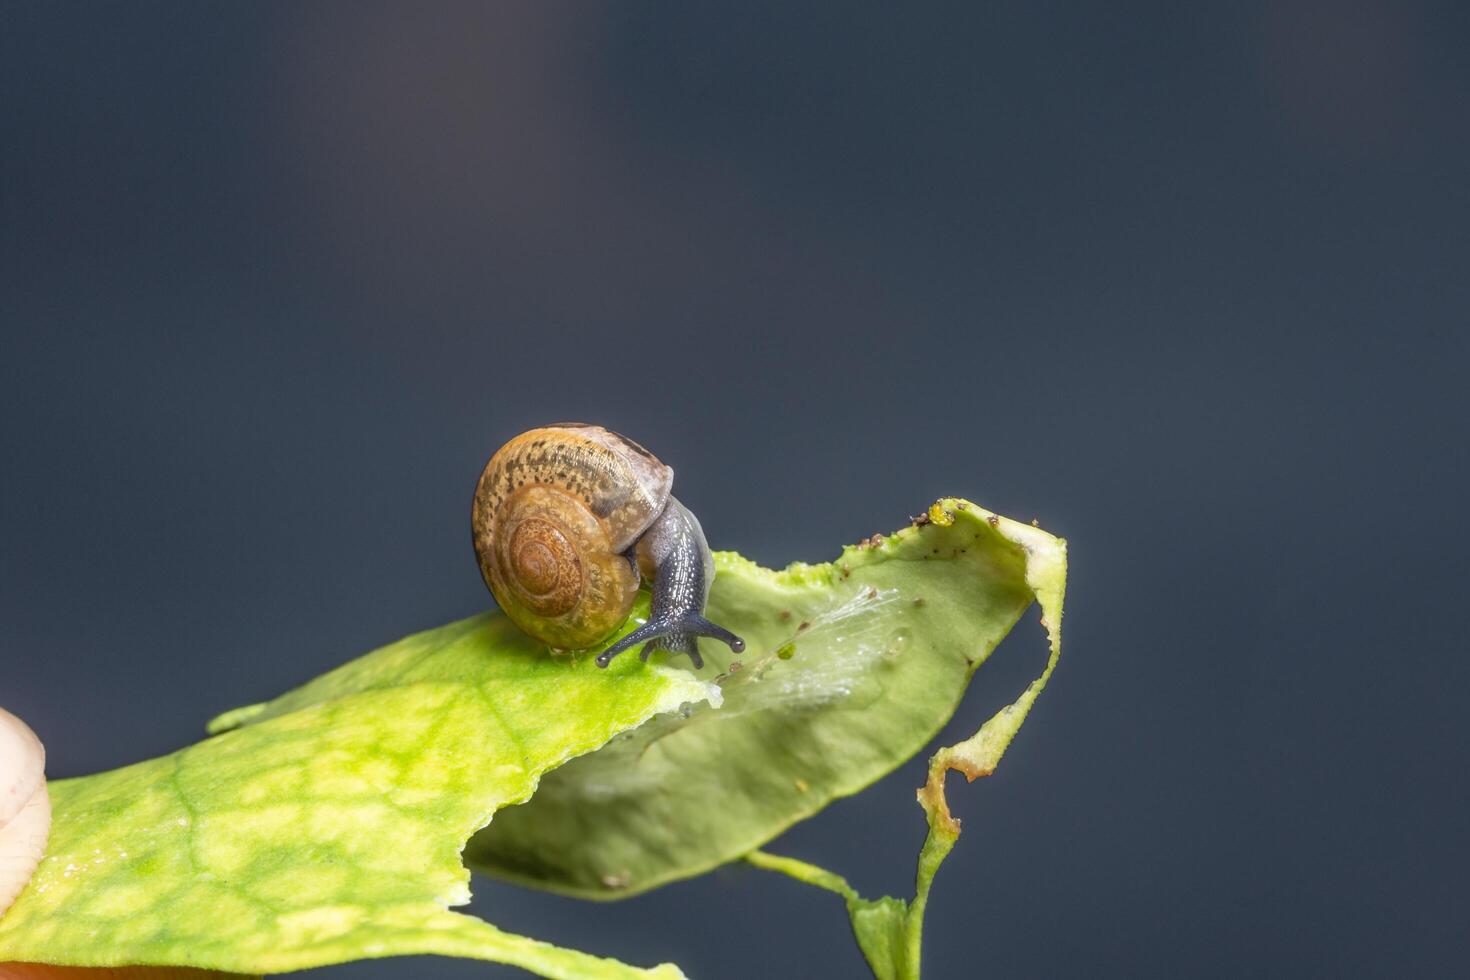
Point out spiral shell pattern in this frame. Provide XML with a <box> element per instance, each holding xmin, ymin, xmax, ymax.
<box><xmin>472</xmin><ymin>424</ymin><xmax>674</xmax><ymax>649</ymax></box>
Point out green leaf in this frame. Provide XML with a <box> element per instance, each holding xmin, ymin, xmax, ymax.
<box><xmin>467</xmin><ymin>498</ymin><xmax>1066</xmax><ymax>903</ymax></box>
<box><xmin>0</xmin><ymin>496</ymin><xmax>1064</xmax><ymax>979</ymax></box>
<box><xmin>0</xmin><ymin>615</ymin><xmax>716</xmax><ymax>978</ymax></box>
<box><xmin>747</xmin><ymin>522</ymin><xmax>1065</xmax><ymax>979</ymax></box>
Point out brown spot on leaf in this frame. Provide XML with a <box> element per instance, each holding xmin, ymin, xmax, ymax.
<box><xmin>919</xmin><ymin>750</ymin><xmax>997</xmax><ymax>837</ymax></box>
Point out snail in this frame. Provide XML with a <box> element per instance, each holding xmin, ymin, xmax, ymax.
<box><xmin>472</xmin><ymin>424</ymin><xmax>744</xmax><ymax>669</ymax></box>
<box><xmin>0</xmin><ymin>707</ymin><xmax>49</xmax><ymax>921</ymax></box>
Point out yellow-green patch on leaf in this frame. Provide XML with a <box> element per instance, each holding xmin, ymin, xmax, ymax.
<box><xmin>0</xmin><ymin>616</ymin><xmax>712</xmax><ymax>978</ymax></box>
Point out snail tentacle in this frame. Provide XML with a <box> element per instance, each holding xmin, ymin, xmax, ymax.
<box><xmin>686</xmin><ymin>615</ymin><xmax>746</xmax><ymax>654</ymax></box>
<box><xmin>594</xmin><ymin>614</ymin><xmax>746</xmax><ymax>670</ymax></box>
<box><xmin>595</xmin><ymin>618</ymin><xmax>667</xmax><ymax>668</ymax></box>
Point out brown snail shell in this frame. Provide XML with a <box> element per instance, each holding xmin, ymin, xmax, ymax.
<box><xmin>471</xmin><ymin>424</ymin><xmax>673</xmax><ymax>649</ymax></box>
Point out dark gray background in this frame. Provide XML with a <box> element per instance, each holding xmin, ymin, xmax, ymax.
<box><xmin>2</xmin><ymin>2</ymin><xmax>1465</xmax><ymax>977</ymax></box>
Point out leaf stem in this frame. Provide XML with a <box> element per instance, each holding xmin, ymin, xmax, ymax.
<box><xmin>743</xmin><ymin>849</ymin><xmax>860</xmax><ymax>902</ymax></box>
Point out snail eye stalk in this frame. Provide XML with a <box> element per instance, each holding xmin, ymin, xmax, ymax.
<box><xmin>594</xmin><ymin>615</ymin><xmax>745</xmax><ymax>670</ymax></box>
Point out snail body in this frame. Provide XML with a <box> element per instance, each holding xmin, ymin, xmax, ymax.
<box><xmin>472</xmin><ymin>424</ymin><xmax>743</xmax><ymax>668</ymax></box>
